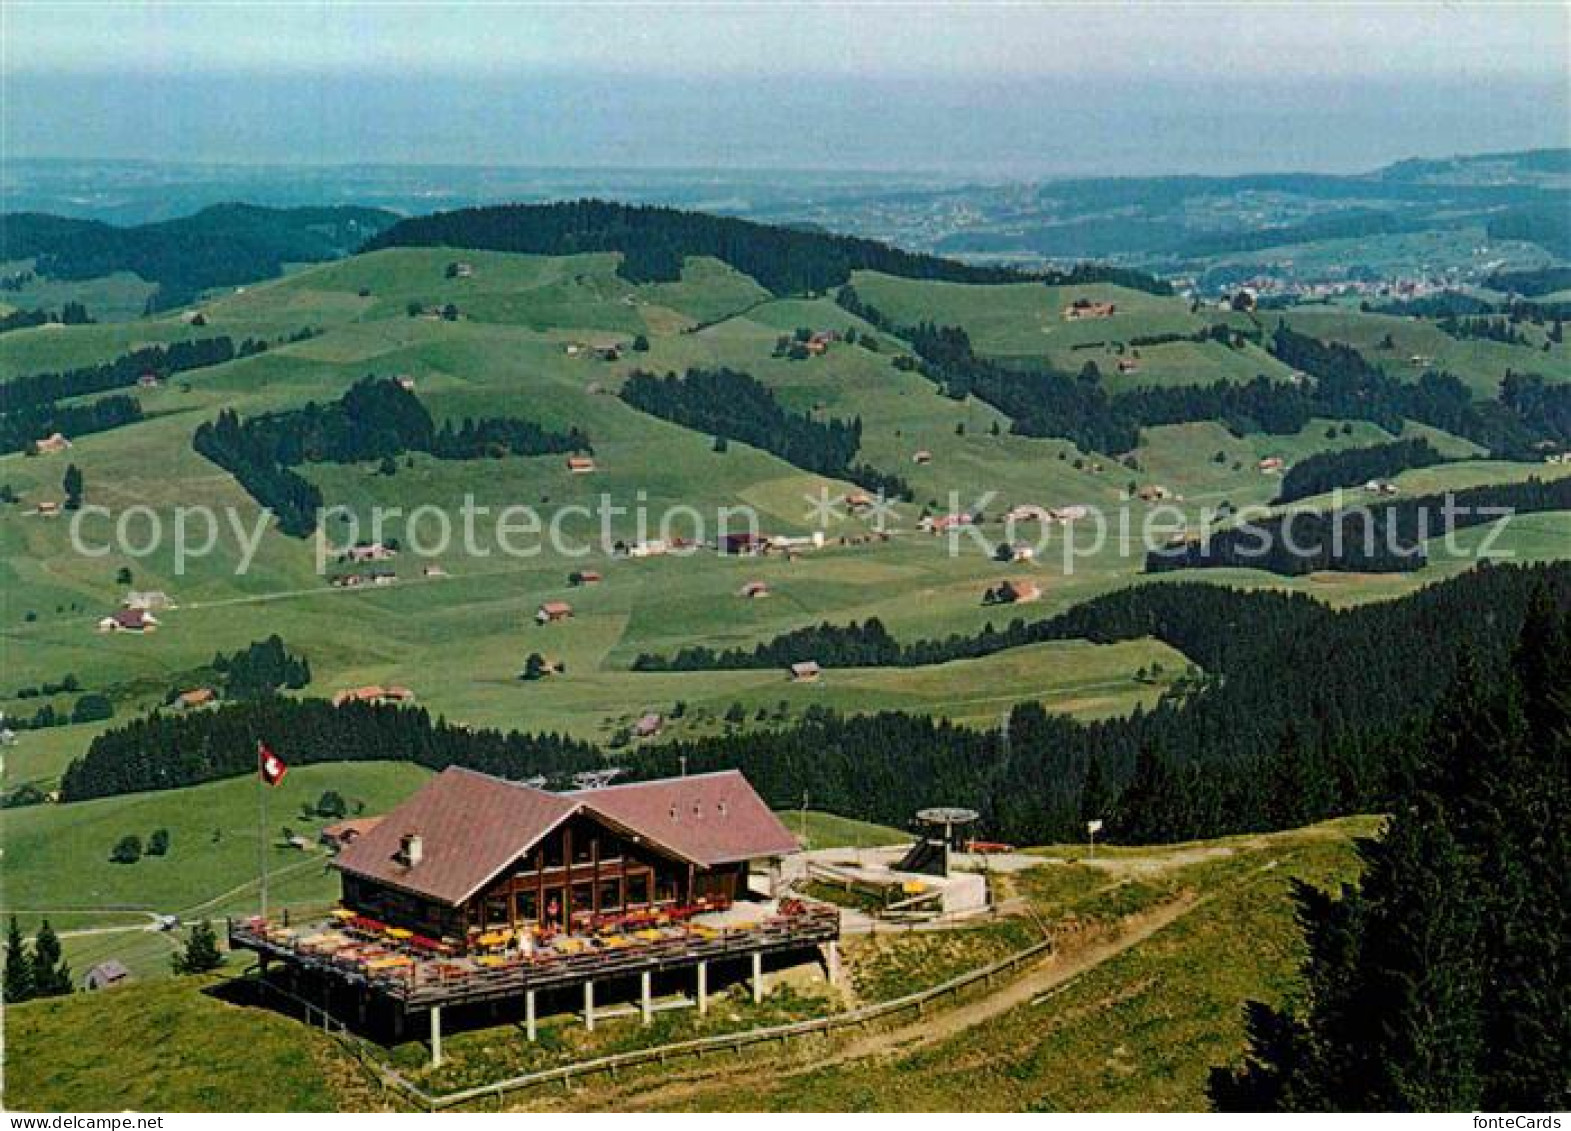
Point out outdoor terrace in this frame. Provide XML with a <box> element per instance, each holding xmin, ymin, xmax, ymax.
<box><xmin>228</xmin><ymin>897</ymin><xmax>840</xmax><ymax>1011</ymax></box>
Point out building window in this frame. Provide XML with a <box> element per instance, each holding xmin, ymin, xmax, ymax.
<box><xmin>626</xmin><ymin>872</ymin><xmax>650</xmax><ymax>906</ymax></box>
<box><xmin>655</xmin><ymin>874</ymin><xmax>680</xmax><ymax>904</ymax></box>
<box><xmin>571</xmin><ymin>882</ymin><xmax>594</xmax><ymax>915</ymax></box>
<box><xmin>516</xmin><ymin>889</ymin><xmax>539</xmax><ymax>923</ymax></box>
<box><xmin>598</xmin><ymin>878</ymin><xmax>621</xmax><ymax>912</ymax></box>
<box><xmin>485</xmin><ymin>897</ymin><xmax>509</xmax><ymax>926</ymax></box>
<box><xmin>542</xmin><ymin>836</ymin><xmax>564</xmax><ymax>868</ymax></box>
<box><xmin>571</xmin><ymin>834</ymin><xmax>593</xmax><ymax>866</ymax></box>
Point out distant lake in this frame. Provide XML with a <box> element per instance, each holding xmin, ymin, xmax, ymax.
<box><xmin>6</xmin><ymin>69</ymin><xmax>1565</xmax><ymax>179</ymax></box>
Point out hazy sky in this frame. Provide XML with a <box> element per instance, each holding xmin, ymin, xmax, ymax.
<box><xmin>4</xmin><ymin>2</ymin><xmax>1568</xmax><ymax>174</ymax></box>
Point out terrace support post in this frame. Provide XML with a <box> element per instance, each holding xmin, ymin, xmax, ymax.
<box><xmin>823</xmin><ymin>940</ymin><xmax>841</xmax><ymax>987</ymax></box>
<box><xmin>525</xmin><ymin>990</ymin><xmax>537</xmax><ymax>1042</ymax></box>
<box><xmin>584</xmin><ymin>979</ymin><xmax>596</xmax><ymax>1032</ymax></box>
<box><xmin>641</xmin><ymin>969</ymin><xmax>653</xmax><ymax>1026</ymax></box>
<box><xmin>697</xmin><ymin>960</ymin><xmax>709</xmax><ymax>1015</ymax></box>
<box><xmin>429</xmin><ymin>1006</ymin><xmax>443</xmax><ymax>1068</ymax></box>
<box><xmin>751</xmin><ymin>950</ymin><xmax>763</xmax><ymax>1004</ymax></box>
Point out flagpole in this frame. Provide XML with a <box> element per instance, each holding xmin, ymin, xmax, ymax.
<box><xmin>257</xmin><ymin>740</ymin><xmax>269</xmax><ymax>920</ymax></box>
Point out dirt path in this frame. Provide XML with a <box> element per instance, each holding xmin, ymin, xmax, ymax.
<box><xmin>546</xmin><ymin>891</ymin><xmax>1200</xmax><ymax>1113</ymax></box>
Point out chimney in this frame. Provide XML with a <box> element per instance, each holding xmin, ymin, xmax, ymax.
<box><xmin>400</xmin><ymin>833</ymin><xmax>424</xmax><ymax>867</ymax></box>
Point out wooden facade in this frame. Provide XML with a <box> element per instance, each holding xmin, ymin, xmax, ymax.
<box><xmin>340</xmin><ymin>810</ymin><xmax>747</xmax><ymax>947</ymax></box>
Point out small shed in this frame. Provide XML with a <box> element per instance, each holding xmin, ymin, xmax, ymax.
<box><xmin>536</xmin><ymin>601</ymin><xmax>574</xmax><ymax>624</ymax></box>
<box><xmin>83</xmin><ymin>959</ymin><xmax>132</xmax><ymax>992</ymax></box>
<box><xmin>321</xmin><ymin>817</ymin><xmax>383</xmax><ymax>850</ymax></box>
<box><xmin>634</xmin><ymin>712</ymin><xmax>664</xmax><ymax>738</ymax></box>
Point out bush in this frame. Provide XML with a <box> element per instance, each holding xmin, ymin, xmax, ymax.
<box><xmin>110</xmin><ymin>834</ymin><xmax>142</xmax><ymax>864</ymax></box>
<box><xmin>71</xmin><ymin>693</ymin><xmax>114</xmax><ymax>724</ymax></box>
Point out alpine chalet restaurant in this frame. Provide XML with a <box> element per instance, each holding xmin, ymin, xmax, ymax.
<box><xmin>229</xmin><ymin>767</ymin><xmax>839</xmax><ymax>1062</ymax></box>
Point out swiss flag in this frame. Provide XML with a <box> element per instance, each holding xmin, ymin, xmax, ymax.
<box><xmin>258</xmin><ymin>741</ymin><xmax>288</xmax><ymax>787</ymax></box>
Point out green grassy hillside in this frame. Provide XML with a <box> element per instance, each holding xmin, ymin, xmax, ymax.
<box><xmin>4</xmin><ymin>244</ymin><xmax>1565</xmax><ymax>804</ymax></box>
<box><xmin>1</xmin><ymin>762</ymin><xmax>431</xmax><ymax>938</ymax></box>
<box><xmin>2</xmin><ymin>973</ymin><xmax>356</xmax><ymax>1112</ymax></box>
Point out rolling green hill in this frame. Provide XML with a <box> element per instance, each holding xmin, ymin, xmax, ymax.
<box><xmin>1</xmin><ymin>203</ymin><xmax>399</xmax><ymax>314</ymax></box>
<box><xmin>3</xmin><ymin>230</ymin><xmax>1566</xmax><ymax>805</ymax></box>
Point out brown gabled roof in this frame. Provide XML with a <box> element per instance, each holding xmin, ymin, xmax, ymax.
<box><xmin>321</xmin><ymin>816</ymin><xmax>383</xmax><ymax>844</ymax></box>
<box><xmin>565</xmin><ymin>770</ymin><xmax>799</xmax><ymax>867</ymax></box>
<box><xmin>333</xmin><ymin>766</ymin><xmax>799</xmax><ymax>906</ymax></box>
<box><xmin>334</xmin><ymin>767</ymin><xmax>577</xmax><ymax>906</ymax></box>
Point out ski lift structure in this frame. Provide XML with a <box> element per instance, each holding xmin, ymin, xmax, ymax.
<box><xmin>897</xmin><ymin>806</ymin><xmax>980</xmax><ymax>878</ymax></box>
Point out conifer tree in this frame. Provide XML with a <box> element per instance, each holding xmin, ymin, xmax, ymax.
<box><xmin>172</xmin><ymin>920</ymin><xmax>223</xmax><ymax>976</ymax></box>
<box><xmin>1211</xmin><ymin>595</ymin><xmax>1570</xmax><ymax>1111</ymax></box>
<box><xmin>30</xmin><ymin>920</ymin><xmax>71</xmax><ymax>997</ymax></box>
<box><xmin>3</xmin><ymin>916</ymin><xmax>33</xmax><ymax>1003</ymax></box>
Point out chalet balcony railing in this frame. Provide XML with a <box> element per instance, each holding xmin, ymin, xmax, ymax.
<box><xmin>228</xmin><ymin>903</ymin><xmax>839</xmax><ymax>1008</ymax></box>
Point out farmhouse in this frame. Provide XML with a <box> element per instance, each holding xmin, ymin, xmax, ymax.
<box><xmin>570</xmin><ymin>569</ymin><xmax>602</xmax><ymax>586</ymax></box>
<box><xmin>137</xmin><ymin>372</ymin><xmax>161</xmax><ymax>389</ymax></box>
<box><xmin>912</xmin><ymin>449</ymin><xmax>933</xmax><ymax>465</ymax></box>
<box><xmin>1116</xmin><ymin>357</ymin><xmax>1141</xmax><ymax>374</ymax></box>
<box><xmin>845</xmin><ymin>491</ymin><xmax>874</xmax><ymax>510</ymax></box>
<box><xmin>768</xmin><ymin>532</ymin><xmax>824</xmax><ymax>552</ymax></box>
<box><xmin>721</xmin><ymin>531</ymin><xmax>768</xmax><ymax>555</ymax></box>
<box><xmin>1063</xmin><ymin>299</ymin><xmax>1117</xmax><ymax>321</ymax></box>
<box><xmin>1135</xmin><ymin>485</ymin><xmax>1173</xmax><ymax>503</ymax></box>
<box><xmin>124</xmin><ymin>590</ymin><xmax>173</xmax><ymax>612</ymax></box>
<box><xmin>176</xmin><ymin>687</ymin><xmax>216</xmax><ymax>710</ymax></box>
<box><xmin>1005</xmin><ymin>504</ymin><xmax>1053</xmax><ymax>524</ymax></box>
<box><xmin>344</xmin><ymin>543</ymin><xmax>397</xmax><ymax>564</ymax></box>
<box><xmin>920</xmin><ymin>512</ymin><xmax>974</xmax><ymax>534</ymax></box>
<box><xmin>803</xmin><ymin>331</ymin><xmax>837</xmax><ymax>356</ymax></box>
<box><xmin>996</xmin><ymin>579</ymin><xmax>1042</xmax><ymax>604</ymax></box>
<box><xmin>333</xmin><ymin>685</ymin><xmax>415</xmax><ymax>708</ymax></box>
<box><xmin>32</xmin><ymin>432</ymin><xmax>72</xmax><ymax>455</ymax></box>
<box><xmin>790</xmin><ymin>661</ymin><xmax>823</xmax><ymax>683</ymax></box>
<box><xmin>536</xmin><ymin>601</ymin><xmax>574</xmax><ymax>624</ymax></box>
<box><xmin>229</xmin><ymin>768</ymin><xmax>837</xmax><ymax>1059</ymax></box>
<box><xmin>1258</xmin><ymin>457</ymin><xmax>1285</xmax><ymax>473</ymax></box>
<box><xmin>98</xmin><ymin>608</ymin><xmax>158</xmax><ymax>634</ymax></box>
<box><xmin>566</xmin><ymin>456</ymin><xmax>597</xmax><ymax>474</ymax></box>
<box><xmin>739</xmin><ymin>580</ymin><xmax>770</xmax><ymax>599</ymax></box>
<box><xmin>33</xmin><ymin>501</ymin><xmax>61</xmax><ymax>518</ymax></box>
